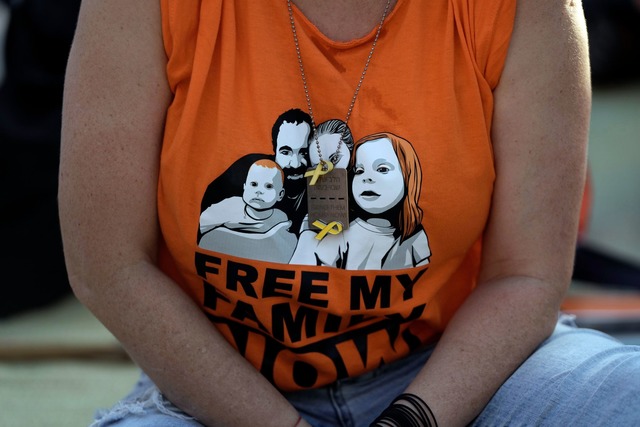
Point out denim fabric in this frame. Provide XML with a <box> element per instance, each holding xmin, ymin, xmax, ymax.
<box><xmin>91</xmin><ymin>315</ymin><xmax>640</xmax><ymax>427</ymax></box>
<box><xmin>283</xmin><ymin>343</ymin><xmax>435</xmax><ymax>426</ymax></box>
<box><xmin>471</xmin><ymin>316</ymin><xmax>640</xmax><ymax>426</ymax></box>
<box><xmin>90</xmin><ymin>374</ymin><xmax>201</xmax><ymax>427</ymax></box>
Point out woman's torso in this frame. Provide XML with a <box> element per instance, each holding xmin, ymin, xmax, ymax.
<box><xmin>157</xmin><ymin>0</ymin><xmax>515</xmax><ymax>391</ymax></box>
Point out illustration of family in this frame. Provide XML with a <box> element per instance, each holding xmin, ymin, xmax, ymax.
<box><xmin>197</xmin><ymin>108</ymin><xmax>431</xmax><ymax>270</ymax></box>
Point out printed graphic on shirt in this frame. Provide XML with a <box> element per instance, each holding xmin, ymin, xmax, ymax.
<box><xmin>195</xmin><ymin>108</ymin><xmax>433</xmax><ymax>390</ymax></box>
<box><xmin>198</xmin><ymin>108</ymin><xmax>431</xmax><ymax>268</ymax></box>
<box><xmin>195</xmin><ymin>253</ymin><xmax>432</xmax><ymax>390</ymax></box>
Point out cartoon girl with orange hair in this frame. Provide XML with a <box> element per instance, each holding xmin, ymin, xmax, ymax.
<box><xmin>290</xmin><ymin>132</ymin><xmax>430</xmax><ymax>270</ymax></box>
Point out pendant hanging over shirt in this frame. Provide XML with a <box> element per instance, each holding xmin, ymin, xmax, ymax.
<box><xmin>287</xmin><ymin>0</ymin><xmax>392</xmax><ymax>239</ymax></box>
<box><xmin>305</xmin><ymin>161</ymin><xmax>350</xmax><ymax>236</ymax></box>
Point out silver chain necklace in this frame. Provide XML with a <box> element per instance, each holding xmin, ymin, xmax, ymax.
<box><xmin>286</xmin><ymin>0</ymin><xmax>392</xmax><ymax>170</ymax></box>
<box><xmin>286</xmin><ymin>0</ymin><xmax>392</xmax><ymax>238</ymax></box>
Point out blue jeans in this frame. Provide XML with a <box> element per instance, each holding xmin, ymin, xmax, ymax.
<box><xmin>91</xmin><ymin>315</ymin><xmax>640</xmax><ymax>426</ymax></box>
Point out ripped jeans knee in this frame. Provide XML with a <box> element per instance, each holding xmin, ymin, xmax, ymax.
<box><xmin>90</xmin><ymin>372</ymin><xmax>202</xmax><ymax>427</ymax></box>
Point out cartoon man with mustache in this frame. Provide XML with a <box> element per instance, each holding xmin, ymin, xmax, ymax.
<box><xmin>271</xmin><ymin>109</ymin><xmax>312</xmax><ymax>230</ymax></box>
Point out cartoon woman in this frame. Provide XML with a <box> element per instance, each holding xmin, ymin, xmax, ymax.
<box><xmin>308</xmin><ymin>118</ymin><xmax>354</xmax><ymax>169</ymax></box>
<box><xmin>290</xmin><ymin>132</ymin><xmax>431</xmax><ymax>270</ymax></box>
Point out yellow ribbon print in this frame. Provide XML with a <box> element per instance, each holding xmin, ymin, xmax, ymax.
<box><xmin>312</xmin><ymin>220</ymin><xmax>343</xmax><ymax>240</ymax></box>
<box><xmin>304</xmin><ymin>160</ymin><xmax>334</xmax><ymax>186</ymax></box>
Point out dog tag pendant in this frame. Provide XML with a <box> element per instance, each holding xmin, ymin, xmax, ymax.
<box><xmin>306</xmin><ymin>167</ymin><xmax>349</xmax><ymax>232</ymax></box>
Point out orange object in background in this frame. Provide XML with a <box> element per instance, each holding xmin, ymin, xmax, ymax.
<box><xmin>562</xmin><ymin>294</ymin><xmax>640</xmax><ymax>318</ymax></box>
<box><xmin>564</xmin><ymin>167</ymin><xmax>640</xmax><ymax>335</ymax></box>
<box><xmin>577</xmin><ymin>167</ymin><xmax>593</xmax><ymax>242</ymax></box>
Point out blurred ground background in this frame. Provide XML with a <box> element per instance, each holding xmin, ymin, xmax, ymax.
<box><xmin>0</xmin><ymin>1</ymin><xmax>639</xmax><ymax>426</ymax></box>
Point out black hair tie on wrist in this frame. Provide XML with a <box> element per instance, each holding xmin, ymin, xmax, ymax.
<box><xmin>370</xmin><ymin>393</ymin><xmax>438</xmax><ymax>427</ymax></box>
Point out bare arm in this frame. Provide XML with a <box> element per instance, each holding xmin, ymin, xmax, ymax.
<box><xmin>59</xmin><ymin>1</ymin><xmax>307</xmax><ymax>425</ymax></box>
<box><xmin>404</xmin><ymin>0</ymin><xmax>591</xmax><ymax>425</ymax></box>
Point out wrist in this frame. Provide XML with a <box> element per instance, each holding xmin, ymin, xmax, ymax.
<box><xmin>371</xmin><ymin>393</ymin><xmax>438</xmax><ymax>427</ymax></box>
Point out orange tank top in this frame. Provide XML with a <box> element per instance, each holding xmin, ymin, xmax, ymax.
<box><xmin>158</xmin><ymin>0</ymin><xmax>516</xmax><ymax>391</ymax></box>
